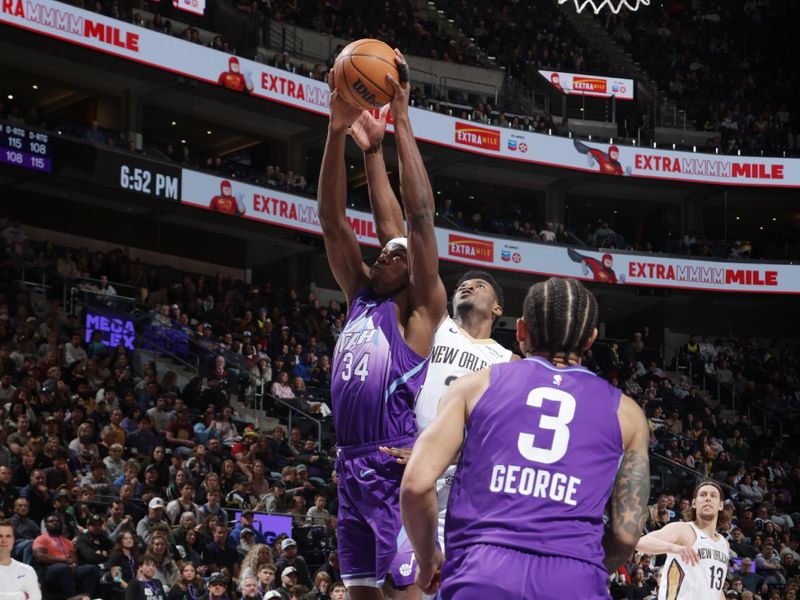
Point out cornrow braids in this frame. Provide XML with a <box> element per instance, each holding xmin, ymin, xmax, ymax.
<box><xmin>522</xmin><ymin>277</ymin><xmax>598</xmax><ymax>360</ymax></box>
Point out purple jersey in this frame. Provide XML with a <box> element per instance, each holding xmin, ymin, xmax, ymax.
<box><xmin>331</xmin><ymin>288</ymin><xmax>427</xmax><ymax>447</ymax></box>
<box><xmin>445</xmin><ymin>356</ymin><xmax>623</xmax><ymax>571</ymax></box>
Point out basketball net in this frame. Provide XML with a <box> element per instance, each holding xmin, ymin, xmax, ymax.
<box><xmin>558</xmin><ymin>0</ymin><xmax>649</xmax><ymax>14</ymax></box>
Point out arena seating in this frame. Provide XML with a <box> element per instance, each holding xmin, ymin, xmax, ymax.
<box><xmin>0</xmin><ymin>212</ymin><xmax>797</xmax><ymax>598</ymax></box>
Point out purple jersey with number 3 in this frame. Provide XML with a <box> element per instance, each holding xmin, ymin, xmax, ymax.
<box><xmin>445</xmin><ymin>357</ymin><xmax>624</xmax><ymax>572</ymax></box>
<box><xmin>331</xmin><ymin>288</ymin><xmax>427</xmax><ymax>447</ymax></box>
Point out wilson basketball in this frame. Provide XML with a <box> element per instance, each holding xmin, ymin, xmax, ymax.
<box><xmin>334</xmin><ymin>39</ymin><xmax>400</xmax><ymax>110</ymax></box>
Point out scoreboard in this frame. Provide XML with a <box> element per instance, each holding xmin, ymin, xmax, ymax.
<box><xmin>0</xmin><ymin>123</ymin><xmax>52</xmax><ymax>173</ymax></box>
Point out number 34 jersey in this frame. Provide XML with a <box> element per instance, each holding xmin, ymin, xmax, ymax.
<box><xmin>659</xmin><ymin>522</ymin><xmax>730</xmax><ymax>600</ymax></box>
<box><xmin>445</xmin><ymin>357</ymin><xmax>624</xmax><ymax>572</ymax></box>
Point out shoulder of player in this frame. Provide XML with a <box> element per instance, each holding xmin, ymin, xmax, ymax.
<box><xmin>618</xmin><ymin>393</ymin><xmax>648</xmax><ymax>446</ymax></box>
<box><xmin>450</xmin><ymin>368</ymin><xmax>492</xmax><ymax>411</ymax></box>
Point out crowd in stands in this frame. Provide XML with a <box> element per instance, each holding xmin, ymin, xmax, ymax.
<box><xmin>63</xmin><ymin>0</ymin><xmax>800</xmax><ymax>158</ymax></box>
<box><xmin>604</xmin><ymin>0</ymin><xmax>798</xmax><ymax>155</ymax></box>
<box><xmin>0</xmin><ymin>215</ymin><xmax>348</xmax><ymax>599</ymax></box>
<box><xmin>0</xmin><ymin>210</ymin><xmax>799</xmax><ymax>600</ymax></box>
<box><xmin>591</xmin><ymin>331</ymin><xmax>800</xmax><ymax>600</ymax></box>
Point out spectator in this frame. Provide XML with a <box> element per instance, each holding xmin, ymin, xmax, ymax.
<box><xmin>33</xmin><ymin>513</ymin><xmax>101</xmax><ymax>598</ymax></box>
<box><xmin>124</xmin><ymin>553</ymin><xmax>168</xmax><ymax>600</ymax></box>
<box><xmin>75</xmin><ymin>513</ymin><xmax>113</xmax><ymax>566</ymax></box>
<box><xmin>274</xmin><ymin>538</ymin><xmax>312</xmax><ymax>588</ymax></box>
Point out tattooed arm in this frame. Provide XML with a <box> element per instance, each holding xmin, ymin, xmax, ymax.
<box><xmin>603</xmin><ymin>393</ymin><xmax>650</xmax><ymax>573</ymax></box>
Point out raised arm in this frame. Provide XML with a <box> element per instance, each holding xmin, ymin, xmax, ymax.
<box><xmin>602</xmin><ymin>393</ymin><xmax>651</xmax><ymax>573</ymax></box>
<box><xmin>317</xmin><ymin>71</ymin><xmax>371</xmax><ymax>303</ymax></box>
<box><xmin>385</xmin><ymin>51</ymin><xmax>447</xmax><ymax>327</ymax></box>
<box><xmin>636</xmin><ymin>522</ymin><xmax>699</xmax><ymax>566</ymax></box>
<box><xmin>401</xmin><ymin>369</ymin><xmax>489</xmax><ymax>594</ymax></box>
<box><xmin>350</xmin><ymin>107</ymin><xmax>405</xmax><ymax>246</ymax></box>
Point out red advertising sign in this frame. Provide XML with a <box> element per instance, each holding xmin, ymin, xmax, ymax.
<box><xmin>448</xmin><ymin>234</ymin><xmax>494</xmax><ymax>262</ymax></box>
<box><xmin>454</xmin><ymin>122</ymin><xmax>500</xmax><ymax>151</ymax></box>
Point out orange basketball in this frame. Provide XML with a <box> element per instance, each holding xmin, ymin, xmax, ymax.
<box><xmin>334</xmin><ymin>39</ymin><xmax>400</xmax><ymax>110</ymax></box>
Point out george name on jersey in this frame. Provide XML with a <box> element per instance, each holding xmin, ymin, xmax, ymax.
<box><xmin>430</xmin><ymin>345</ymin><xmax>489</xmax><ymax>371</ymax></box>
<box><xmin>489</xmin><ymin>463</ymin><xmax>581</xmax><ymax>506</ymax></box>
<box><xmin>698</xmin><ymin>547</ymin><xmax>729</xmax><ymax>565</ymax></box>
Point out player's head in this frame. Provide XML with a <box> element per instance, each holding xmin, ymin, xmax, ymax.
<box><xmin>518</xmin><ymin>277</ymin><xmax>598</xmax><ymax>362</ymax></box>
<box><xmin>229</xmin><ymin>56</ymin><xmax>240</xmax><ymax>73</ymax></box>
<box><xmin>686</xmin><ymin>481</ymin><xmax>727</xmax><ymax>527</ymax></box>
<box><xmin>608</xmin><ymin>145</ymin><xmax>619</xmax><ymax>161</ymax></box>
<box><xmin>221</xmin><ymin>180</ymin><xmax>232</xmax><ymax>196</ymax></box>
<box><xmin>369</xmin><ymin>237</ymin><xmax>409</xmax><ymax>297</ymax></box>
<box><xmin>602</xmin><ymin>253</ymin><xmax>613</xmax><ymax>269</ymax></box>
<box><xmin>453</xmin><ymin>270</ymin><xmax>504</xmax><ymax>324</ymax></box>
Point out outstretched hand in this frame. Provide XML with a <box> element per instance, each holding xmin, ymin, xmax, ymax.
<box><xmin>385</xmin><ymin>48</ymin><xmax>411</xmax><ymax>118</ymax></box>
<box><xmin>327</xmin><ymin>68</ymin><xmax>363</xmax><ymax>131</ymax></box>
<box><xmin>672</xmin><ymin>545</ymin><xmax>700</xmax><ymax>567</ymax></box>
<box><xmin>379</xmin><ymin>446</ymin><xmax>412</xmax><ymax>464</ymax></box>
<box><xmin>349</xmin><ymin>106</ymin><xmax>389</xmax><ymax>153</ymax></box>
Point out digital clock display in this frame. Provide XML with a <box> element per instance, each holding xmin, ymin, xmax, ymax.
<box><xmin>0</xmin><ymin>123</ymin><xmax>52</xmax><ymax>173</ymax></box>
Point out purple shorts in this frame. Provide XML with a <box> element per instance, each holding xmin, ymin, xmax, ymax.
<box><xmin>388</xmin><ymin>530</ymin><xmax>444</xmax><ymax>588</ymax></box>
<box><xmin>440</xmin><ymin>543</ymin><xmax>610</xmax><ymax>600</ymax></box>
<box><xmin>336</xmin><ymin>436</ymin><xmax>414</xmax><ymax>588</ymax></box>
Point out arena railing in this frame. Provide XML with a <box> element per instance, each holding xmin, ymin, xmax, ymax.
<box><xmin>649</xmin><ymin>452</ymin><xmax>732</xmax><ymax>499</ymax></box>
<box><xmin>254</xmin><ymin>388</ymin><xmax>324</xmax><ymax>451</ymax></box>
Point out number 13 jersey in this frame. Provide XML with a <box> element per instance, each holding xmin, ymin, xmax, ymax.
<box><xmin>444</xmin><ymin>357</ymin><xmax>624</xmax><ymax>572</ymax></box>
<box><xmin>658</xmin><ymin>522</ymin><xmax>730</xmax><ymax>600</ymax></box>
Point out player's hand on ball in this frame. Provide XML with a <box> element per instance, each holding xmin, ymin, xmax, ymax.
<box><xmin>349</xmin><ymin>106</ymin><xmax>389</xmax><ymax>153</ymax></box>
<box><xmin>379</xmin><ymin>446</ymin><xmax>412</xmax><ymax>464</ymax></box>
<box><xmin>416</xmin><ymin>549</ymin><xmax>444</xmax><ymax>595</ymax></box>
<box><xmin>386</xmin><ymin>49</ymin><xmax>411</xmax><ymax>117</ymax></box>
<box><xmin>327</xmin><ymin>68</ymin><xmax>362</xmax><ymax>131</ymax></box>
<box><xmin>673</xmin><ymin>545</ymin><xmax>699</xmax><ymax>566</ymax></box>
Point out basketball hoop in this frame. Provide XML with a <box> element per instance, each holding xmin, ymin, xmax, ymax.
<box><xmin>558</xmin><ymin>0</ymin><xmax>649</xmax><ymax>14</ymax></box>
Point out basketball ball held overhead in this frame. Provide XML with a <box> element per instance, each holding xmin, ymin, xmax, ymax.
<box><xmin>334</xmin><ymin>39</ymin><xmax>400</xmax><ymax>110</ymax></box>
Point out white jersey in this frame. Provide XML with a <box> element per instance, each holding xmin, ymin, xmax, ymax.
<box><xmin>658</xmin><ymin>522</ymin><xmax>730</xmax><ymax>600</ymax></box>
<box><xmin>415</xmin><ymin>316</ymin><xmax>512</xmax><ymax>547</ymax></box>
<box><xmin>0</xmin><ymin>559</ymin><xmax>41</xmax><ymax>600</ymax></box>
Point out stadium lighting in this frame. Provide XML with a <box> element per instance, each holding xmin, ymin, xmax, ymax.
<box><xmin>772</xmin><ymin>218</ymin><xmax>777</xmax><ymax>221</ymax></box>
<box><xmin>760</xmin><ymin>226</ymin><xmax>764</xmax><ymax>230</ymax></box>
<box><xmin>692</xmin><ymin>146</ymin><xmax>696</xmax><ymax>152</ymax></box>
<box><xmin>6</xmin><ymin>94</ymin><xmax>12</xmax><ymax>100</ymax></box>
<box><xmin>672</xmin><ymin>144</ymin><xmax>676</xmax><ymax>150</ymax></box>
<box><xmin>653</xmin><ymin>142</ymin><xmax>657</xmax><ymax>148</ymax></box>
<box><xmin>31</xmin><ymin>84</ymin><xmax>38</xmax><ymax>90</ymax></box>
<box><xmin>171</xmin><ymin>121</ymin><xmax>177</xmax><ymax>126</ymax></box>
<box><xmin>736</xmin><ymin>217</ymin><xmax>740</xmax><ymax>221</ymax></box>
<box><xmin>181</xmin><ymin>139</ymin><xmax>187</xmax><ymax>144</ymax></box>
<box><xmin>206</xmin><ymin>130</ymin><xmax>212</xmax><ymax>135</ymax></box>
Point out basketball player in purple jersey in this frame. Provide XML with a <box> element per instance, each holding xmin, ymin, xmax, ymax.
<box><xmin>318</xmin><ymin>49</ymin><xmax>447</xmax><ymax>600</ymax></box>
<box><xmin>348</xmin><ymin>106</ymin><xmax>515</xmax><ymax>600</ymax></box>
<box><xmin>401</xmin><ymin>277</ymin><xmax>651</xmax><ymax>599</ymax></box>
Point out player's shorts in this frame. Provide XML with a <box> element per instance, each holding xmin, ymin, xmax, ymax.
<box><xmin>336</xmin><ymin>435</ymin><xmax>415</xmax><ymax>589</ymax></box>
<box><xmin>387</xmin><ymin>527</ymin><xmax>444</xmax><ymax>588</ymax></box>
<box><xmin>440</xmin><ymin>543</ymin><xmax>611</xmax><ymax>600</ymax></box>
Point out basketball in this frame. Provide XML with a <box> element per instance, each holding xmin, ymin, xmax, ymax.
<box><xmin>334</xmin><ymin>39</ymin><xmax>400</xmax><ymax>110</ymax></box>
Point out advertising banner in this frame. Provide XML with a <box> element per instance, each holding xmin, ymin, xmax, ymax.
<box><xmin>172</xmin><ymin>0</ymin><xmax>205</xmax><ymax>17</ymax></box>
<box><xmin>2</xmin><ymin>0</ymin><xmax>799</xmax><ymax>187</ymax></box>
<box><xmin>539</xmin><ymin>69</ymin><xmax>635</xmax><ymax>100</ymax></box>
<box><xmin>181</xmin><ymin>169</ymin><xmax>800</xmax><ymax>294</ymax></box>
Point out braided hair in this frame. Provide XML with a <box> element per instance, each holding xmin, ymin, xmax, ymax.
<box><xmin>522</xmin><ymin>277</ymin><xmax>598</xmax><ymax>360</ymax></box>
